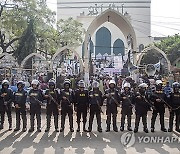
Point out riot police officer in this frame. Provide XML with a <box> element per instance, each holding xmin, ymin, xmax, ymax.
<box><xmin>104</xmin><ymin>80</ymin><xmax>120</xmax><ymax>132</ymax></box>
<box><xmin>120</xmin><ymin>82</ymin><xmax>133</xmax><ymax>131</ymax></box>
<box><xmin>14</xmin><ymin>81</ymin><xmax>27</xmax><ymax>132</ymax></box>
<box><xmin>0</xmin><ymin>80</ymin><xmax>13</xmax><ymax>130</ymax></box>
<box><xmin>44</xmin><ymin>79</ymin><xmax>60</xmax><ymax>132</ymax></box>
<box><xmin>150</xmin><ymin>80</ymin><xmax>167</xmax><ymax>132</ymax></box>
<box><xmin>60</xmin><ymin>79</ymin><xmax>74</xmax><ymax>132</ymax></box>
<box><xmin>168</xmin><ymin>82</ymin><xmax>180</xmax><ymax>132</ymax></box>
<box><xmin>28</xmin><ymin>80</ymin><xmax>44</xmax><ymax>132</ymax></box>
<box><xmin>88</xmin><ymin>81</ymin><xmax>103</xmax><ymax>132</ymax></box>
<box><xmin>133</xmin><ymin>83</ymin><xmax>150</xmax><ymax>133</ymax></box>
<box><xmin>74</xmin><ymin>80</ymin><xmax>89</xmax><ymax>132</ymax></box>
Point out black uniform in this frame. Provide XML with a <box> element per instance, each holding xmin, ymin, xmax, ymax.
<box><xmin>168</xmin><ymin>92</ymin><xmax>180</xmax><ymax>132</ymax></box>
<box><xmin>133</xmin><ymin>92</ymin><xmax>150</xmax><ymax>133</ymax></box>
<box><xmin>150</xmin><ymin>88</ymin><xmax>167</xmax><ymax>132</ymax></box>
<box><xmin>104</xmin><ymin>88</ymin><xmax>120</xmax><ymax>132</ymax></box>
<box><xmin>74</xmin><ymin>89</ymin><xmax>89</xmax><ymax>131</ymax></box>
<box><xmin>14</xmin><ymin>89</ymin><xmax>27</xmax><ymax>131</ymax></box>
<box><xmin>60</xmin><ymin>89</ymin><xmax>74</xmax><ymax>132</ymax></box>
<box><xmin>120</xmin><ymin>91</ymin><xmax>134</xmax><ymax>131</ymax></box>
<box><xmin>45</xmin><ymin>89</ymin><xmax>60</xmax><ymax>131</ymax></box>
<box><xmin>88</xmin><ymin>89</ymin><xmax>103</xmax><ymax>132</ymax></box>
<box><xmin>28</xmin><ymin>89</ymin><xmax>44</xmax><ymax>132</ymax></box>
<box><xmin>0</xmin><ymin>88</ymin><xmax>13</xmax><ymax>130</ymax></box>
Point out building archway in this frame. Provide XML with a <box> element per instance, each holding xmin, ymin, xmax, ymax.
<box><xmin>51</xmin><ymin>46</ymin><xmax>84</xmax><ymax>73</ymax></box>
<box><xmin>0</xmin><ymin>53</ymin><xmax>19</xmax><ymax>81</ymax></box>
<box><xmin>20</xmin><ymin>53</ymin><xmax>48</xmax><ymax>79</ymax></box>
<box><xmin>21</xmin><ymin>53</ymin><xmax>47</xmax><ymax>68</ymax></box>
<box><xmin>136</xmin><ymin>45</ymin><xmax>171</xmax><ymax>72</ymax></box>
<box><xmin>95</xmin><ymin>27</ymin><xmax>111</xmax><ymax>56</ymax></box>
<box><xmin>113</xmin><ymin>39</ymin><xmax>125</xmax><ymax>56</ymax></box>
<box><xmin>83</xmin><ymin>9</ymin><xmax>137</xmax><ymax>82</ymax></box>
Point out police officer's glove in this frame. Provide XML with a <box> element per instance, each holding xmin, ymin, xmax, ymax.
<box><xmin>62</xmin><ymin>96</ymin><xmax>67</xmax><ymax>100</ymax></box>
<box><xmin>15</xmin><ymin>104</ymin><xmax>20</xmax><ymax>109</ymax></box>
<box><xmin>122</xmin><ymin>97</ymin><xmax>126</xmax><ymax>100</ymax></box>
<box><xmin>156</xmin><ymin>99</ymin><xmax>161</xmax><ymax>102</ymax></box>
<box><xmin>105</xmin><ymin>94</ymin><xmax>110</xmax><ymax>98</ymax></box>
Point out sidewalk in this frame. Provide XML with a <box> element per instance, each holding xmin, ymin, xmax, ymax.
<box><xmin>0</xmin><ymin>107</ymin><xmax>179</xmax><ymax>154</ymax></box>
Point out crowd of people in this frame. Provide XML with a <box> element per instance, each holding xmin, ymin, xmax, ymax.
<box><xmin>0</xmin><ymin>74</ymin><xmax>179</xmax><ymax>134</ymax></box>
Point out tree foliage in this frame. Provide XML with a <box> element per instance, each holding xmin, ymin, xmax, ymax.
<box><xmin>154</xmin><ymin>34</ymin><xmax>180</xmax><ymax>64</ymax></box>
<box><xmin>57</xmin><ymin>17</ymin><xmax>84</xmax><ymax>47</ymax></box>
<box><xmin>0</xmin><ymin>0</ymin><xmax>84</xmax><ymax>60</ymax></box>
<box><xmin>13</xmin><ymin>19</ymin><xmax>36</xmax><ymax>64</ymax></box>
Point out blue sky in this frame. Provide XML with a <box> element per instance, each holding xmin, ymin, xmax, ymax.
<box><xmin>47</xmin><ymin>0</ymin><xmax>180</xmax><ymax>37</ymax></box>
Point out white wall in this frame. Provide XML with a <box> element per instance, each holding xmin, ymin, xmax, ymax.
<box><xmin>57</xmin><ymin>0</ymin><xmax>151</xmax><ymax>56</ymax></box>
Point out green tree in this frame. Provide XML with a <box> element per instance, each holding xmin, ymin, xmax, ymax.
<box><xmin>13</xmin><ymin>19</ymin><xmax>36</xmax><ymax>64</ymax></box>
<box><xmin>0</xmin><ymin>0</ymin><xmax>84</xmax><ymax>57</ymax></box>
<box><xmin>154</xmin><ymin>34</ymin><xmax>180</xmax><ymax>64</ymax></box>
<box><xmin>57</xmin><ymin>17</ymin><xmax>84</xmax><ymax>47</ymax></box>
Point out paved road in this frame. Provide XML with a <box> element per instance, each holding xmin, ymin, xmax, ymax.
<box><xmin>0</xmin><ymin>108</ymin><xmax>179</xmax><ymax>154</ymax></box>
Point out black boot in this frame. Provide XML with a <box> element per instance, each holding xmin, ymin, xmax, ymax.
<box><xmin>161</xmin><ymin>127</ymin><xmax>167</xmax><ymax>132</ymax></box>
<box><xmin>88</xmin><ymin>113</ymin><xmax>94</xmax><ymax>132</ymax></box>
<box><xmin>7</xmin><ymin>112</ymin><xmax>12</xmax><ymax>131</ymax></box>
<box><xmin>14</xmin><ymin>112</ymin><xmax>20</xmax><ymax>131</ymax></box>
<box><xmin>22</xmin><ymin>114</ymin><xmax>27</xmax><ymax>132</ymax></box>
<box><xmin>168</xmin><ymin>128</ymin><xmax>173</xmax><ymax>132</ymax></box>
<box><xmin>113</xmin><ymin>115</ymin><xmax>118</xmax><ymax>132</ymax></box>
<box><xmin>120</xmin><ymin>126</ymin><xmax>124</xmax><ymax>131</ymax></box>
<box><xmin>151</xmin><ymin>128</ymin><xmax>155</xmax><ymax>132</ymax></box>
<box><xmin>77</xmin><ymin>123</ymin><xmax>80</xmax><ymax>132</ymax></box>
<box><xmin>175</xmin><ymin>114</ymin><xmax>180</xmax><ymax>133</ymax></box>
<box><xmin>28</xmin><ymin>128</ymin><xmax>34</xmax><ymax>132</ymax></box>
<box><xmin>97</xmin><ymin>114</ymin><xmax>102</xmax><ymax>132</ymax></box>
<box><xmin>134</xmin><ymin>114</ymin><xmax>140</xmax><ymax>133</ymax></box>
<box><xmin>83</xmin><ymin>123</ymin><xmax>87</xmax><ymax>132</ymax></box>
<box><xmin>69</xmin><ymin>115</ymin><xmax>74</xmax><ymax>132</ymax></box>
<box><xmin>45</xmin><ymin>115</ymin><xmax>51</xmax><ymax>132</ymax></box>
<box><xmin>22</xmin><ymin>128</ymin><xmax>27</xmax><ymax>132</ymax></box>
<box><xmin>60</xmin><ymin>114</ymin><xmax>65</xmax><ymax>132</ymax></box>
<box><xmin>88</xmin><ymin>125</ymin><xmax>92</xmax><ymax>132</ymax></box>
<box><xmin>0</xmin><ymin>125</ymin><xmax>3</xmax><ymax>130</ymax></box>
<box><xmin>0</xmin><ymin>113</ymin><xmax>4</xmax><ymax>130</ymax></box>
<box><xmin>134</xmin><ymin>127</ymin><xmax>138</xmax><ymax>133</ymax></box>
<box><xmin>106</xmin><ymin>124</ymin><xmax>110</xmax><ymax>132</ymax></box>
<box><xmin>113</xmin><ymin>125</ymin><xmax>118</xmax><ymax>132</ymax></box>
<box><xmin>144</xmin><ymin>128</ymin><xmax>149</xmax><ymax>133</ymax></box>
<box><xmin>54</xmin><ymin>115</ymin><xmax>59</xmax><ymax>132</ymax></box>
<box><xmin>60</xmin><ymin>127</ymin><xmax>64</xmax><ymax>132</ymax></box>
<box><xmin>98</xmin><ymin>126</ymin><xmax>102</xmax><ymax>132</ymax></box>
<box><xmin>151</xmin><ymin>112</ymin><xmax>157</xmax><ymax>132</ymax></box>
<box><xmin>169</xmin><ymin>112</ymin><xmax>174</xmax><ymax>132</ymax></box>
<box><xmin>127</xmin><ymin>115</ymin><xmax>132</xmax><ymax>131</ymax></box>
<box><xmin>37</xmin><ymin>114</ymin><xmax>41</xmax><ymax>132</ymax></box>
<box><xmin>14</xmin><ymin>128</ymin><xmax>20</xmax><ymax>131</ymax></box>
<box><xmin>127</xmin><ymin>127</ymin><xmax>132</xmax><ymax>131</ymax></box>
<box><xmin>29</xmin><ymin>114</ymin><xmax>34</xmax><ymax>132</ymax></box>
<box><xmin>160</xmin><ymin>114</ymin><xmax>167</xmax><ymax>132</ymax></box>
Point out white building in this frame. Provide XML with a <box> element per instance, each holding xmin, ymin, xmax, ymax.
<box><xmin>57</xmin><ymin>0</ymin><xmax>151</xmax><ymax>70</ymax></box>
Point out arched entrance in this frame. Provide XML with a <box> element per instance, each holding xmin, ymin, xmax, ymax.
<box><xmin>83</xmin><ymin>9</ymin><xmax>137</xmax><ymax>83</ymax></box>
<box><xmin>0</xmin><ymin>53</ymin><xmax>19</xmax><ymax>83</ymax></box>
<box><xmin>136</xmin><ymin>45</ymin><xmax>171</xmax><ymax>73</ymax></box>
<box><xmin>50</xmin><ymin>46</ymin><xmax>84</xmax><ymax>77</ymax></box>
<box><xmin>20</xmin><ymin>53</ymin><xmax>48</xmax><ymax>80</ymax></box>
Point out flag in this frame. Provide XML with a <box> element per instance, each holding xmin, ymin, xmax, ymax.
<box><xmin>154</xmin><ymin>61</ymin><xmax>161</xmax><ymax>72</ymax></box>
